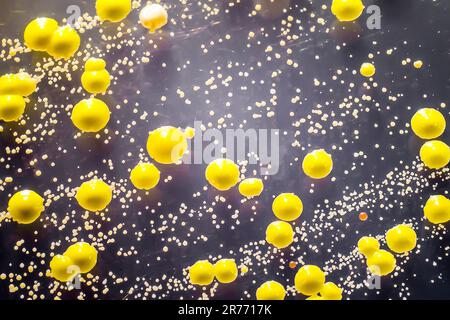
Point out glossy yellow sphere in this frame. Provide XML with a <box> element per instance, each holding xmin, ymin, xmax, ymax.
<box><xmin>64</xmin><ymin>242</ymin><xmax>98</xmax><ymax>273</ymax></box>
<box><xmin>0</xmin><ymin>73</ymin><xmax>37</xmax><ymax>96</ymax></box>
<box><xmin>386</xmin><ymin>225</ymin><xmax>417</xmax><ymax>254</ymax></box>
<box><xmin>75</xmin><ymin>179</ymin><xmax>112</xmax><ymax>212</ymax></box>
<box><xmin>0</xmin><ymin>95</ymin><xmax>26</xmax><ymax>122</ymax></box>
<box><xmin>139</xmin><ymin>4</ymin><xmax>168</xmax><ymax>33</ymax></box>
<box><xmin>96</xmin><ymin>0</ymin><xmax>132</xmax><ymax>22</ymax></box>
<box><xmin>320</xmin><ymin>282</ymin><xmax>343</xmax><ymax>300</ymax></box>
<box><xmin>265</xmin><ymin>220</ymin><xmax>294</xmax><ymax>249</ymax></box>
<box><xmin>367</xmin><ymin>249</ymin><xmax>396</xmax><ymax>276</ymax></box>
<box><xmin>8</xmin><ymin>190</ymin><xmax>44</xmax><ymax>224</ymax></box>
<box><xmin>189</xmin><ymin>260</ymin><xmax>214</xmax><ymax>286</ymax></box>
<box><xmin>146</xmin><ymin>126</ymin><xmax>188</xmax><ymax>164</ymax></box>
<box><xmin>47</xmin><ymin>25</ymin><xmax>80</xmax><ymax>59</ymax></box>
<box><xmin>424</xmin><ymin>195</ymin><xmax>450</xmax><ymax>224</ymax></box>
<box><xmin>50</xmin><ymin>254</ymin><xmax>78</xmax><ymax>282</ymax></box>
<box><xmin>331</xmin><ymin>0</ymin><xmax>364</xmax><ymax>22</ymax></box>
<box><xmin>238</xmin><ymin>178</ymin><xmax>264</xmax><ymax>197</ymax></box>
<box><xmin>71</xmin><ymin>98</ymin><xmax>110</xmax><ymax>132</ymax></box>
<box><xmin>205</xmin><ymin>158</ymin><xmax>240</xmax><ymax>191</ymax></box>
<box><xmin>85</xmin><ymin>57</ymin><xmax>107</xmax><ymax>71</ymax></box>
<box><xmin>294</xmin><ymin>265</ymin><xmax>326</xmax><ymax>296</ymax></box>
<box><xmin>240</xmin><ymin>265</ymin><xmax>249</xmax><ymax>275</ymax></box>
<box><xmin>130</xmin><ymin>162</ymin><xmax>160</xmax><ymax>190</ymax></box>
<box><xmin>357</xmin><ymin>236</ymin><xmax>380</xmax><ymax>257</ymax></box>
<box><xmin>360</xmin><ymin>62</ymin><xmax>376</xmax><ymax>77</ymax></box>
<box><xmin>272</xmin><ymin>193</ymin><xmax>303</xmax><ymax>221</ymax></box>
<box><xmin>256</xmin><ymin>281</ymin><xmax>286</xmax><ymax>300</ymax></box>
<box><xmin>81</xmin><ymin>58</ymin><xmax>111</xmax><ymax>94</ymax></box>
<box><xmin>420</xmin><ymin>140</ymin><xmax>450</xmax><ymax>169</ymax></box>
<box><xmin>411</xmin><ymin>108</ymin><xmax>446</xmax><ymax>139</ymax></box>
<box><xmin>213</xmin><ymin>259</ymin><xmax>238</xmax><ymax>284</ymax></box>
<box><xmin>23</xmin><ymin>17</ymin><xmax>59</xmax><ymax>51</ymax></box>
<box><xmin>302</xmin><ymin>149</ymin><xmax>333</xmax><ymax>179</ymax></box>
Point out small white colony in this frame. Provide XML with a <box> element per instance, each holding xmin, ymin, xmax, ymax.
<box><xmin>139</xmin><ymin>3</ymin><xmax>168</xmax><ymax>33</ymax></box>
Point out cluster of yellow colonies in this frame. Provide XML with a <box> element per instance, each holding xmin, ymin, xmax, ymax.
<box><xmin>72</xmin><ymin>58</ymin><xmax>112</xmax><ymax>132</ymax></box>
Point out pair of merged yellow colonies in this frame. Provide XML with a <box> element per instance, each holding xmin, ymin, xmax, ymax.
<box><xmin>189</xmin><ymin>259</ymin><xmax>238</xmax><ymax>286</ymax></box>
<box><xmin>424</xmin><ymin>195</ymin><xmax>450</xmax><ymax>224</ymax></box>
<box><xmin>410</xmin><ymin>108</ymin><xmax>449</xmax><ymax>169</ymax></box>
<box><xmin>302</xmin><ymin>149</ymin><xmax>333</xmax><ymax>179</ymax></box>
<box><xmin>24</xmin><ymin>18</ymin><xmax>80</xmax><ymax>59</ymax></box>
<box><xmin>0</xmin><ymin>73</ymin><xmax>37</xmax><ymax>122</ymax></box>
<box><xmin>265</xmin><ymin>193</ymin><xmax>303</xmax><ymax>249</ymax></box>
<box><xmin>130</xmin><ymin>162</ymin><xmax>160</xmax><ymax>190</ymax></box>
<box><xmin>75</xmin><ymin>179</ymin><xmax>112</xmax><ymax>212</ymax></box>
<box><xmin>257</xmin><ymin>265</ymin><xmax>342</xmax><ymax>300</ymax></box>
<box><xmin>71</xmin><ymin>58</ymin><xmax>112</xmax><ymax>132</ymax></box>
<box><xmin>207</xmin><ymin>158</ymin><xmax>264</xmax><ymax>197</ymax></box>
<box><xmin>50</xmin><ymin>242</ymin><xmax>98</xmax><ymax>282</ymax></box>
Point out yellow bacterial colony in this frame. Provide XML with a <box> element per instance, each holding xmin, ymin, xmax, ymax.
<box><xmin>81</xmin><ymin>58</ymin><xmax>111</xmax><ymax>95</ymax></box>
<box><xmin>146</xmin><ymin>126</ymin><xmax>188</xmax><ymax>164</ymax></box>
<box><xmin>238</xmin><ymin>178</ymin><xmax>264</xmax><ymax>197</ymax></box>
<box><xmin>302</xmin><ymin>149</ymin><xmax>333</xmax><ymax>179</ymax></box>
<box><xmin>139</xmin><ymin>4</ymin><xmax>168</xmax><ymax>33</ymax></box>
<box><xmin>331</xmin><ymin>0</ymin><xmax>364</xmax><ymax>22</ymax></box>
